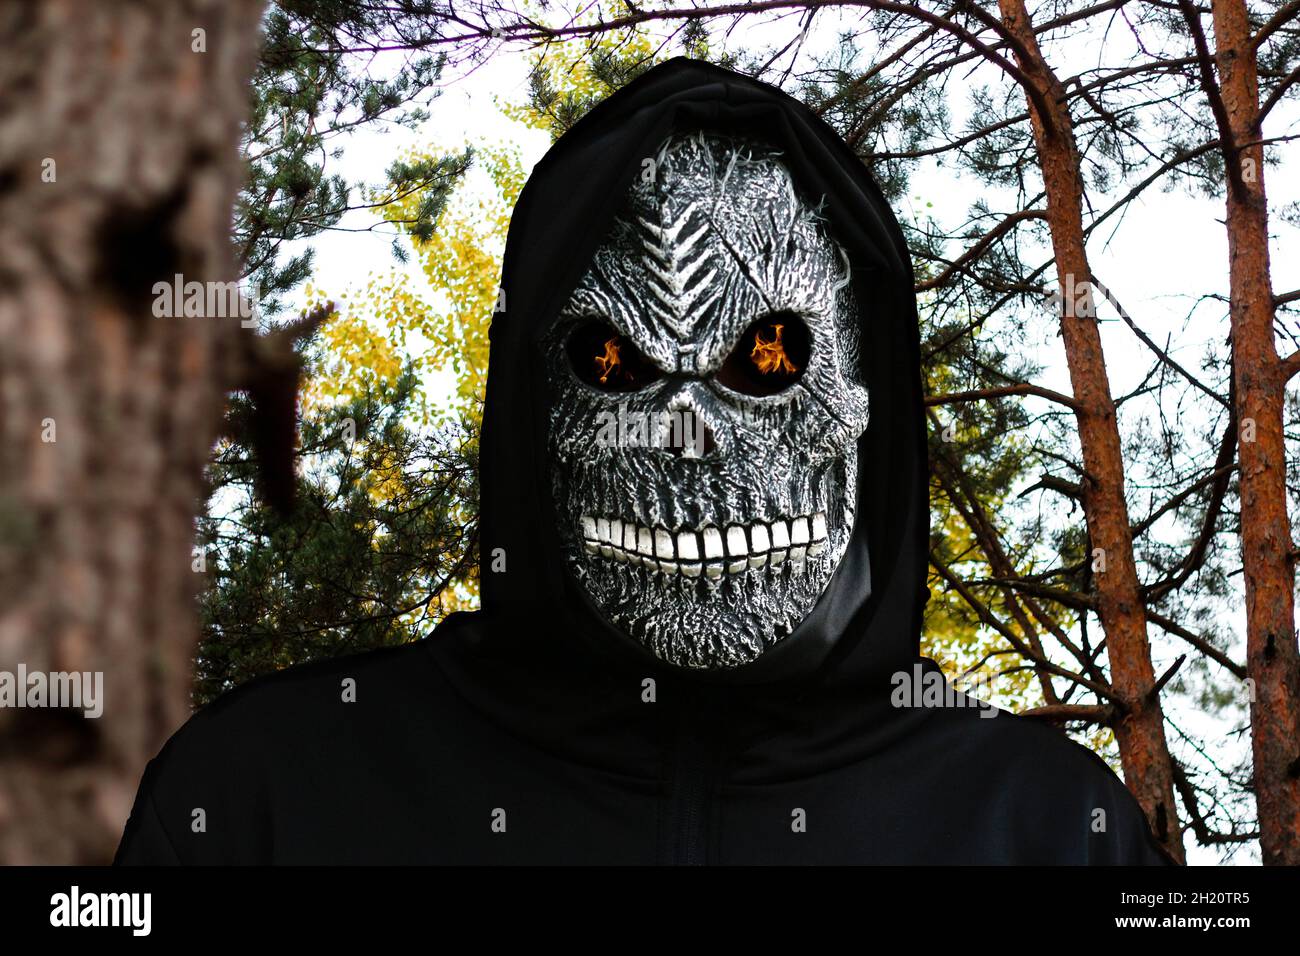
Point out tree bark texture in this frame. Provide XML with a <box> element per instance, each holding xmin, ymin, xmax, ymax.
<box><xmin>996</xmin><ymin>0</ymin><xmax>1185</xmax><ymax>861</ymax></box>
<box><xmin>0</xmin><ymin>0</ymin><xmax>264</xmax><ymax>864</ymax></box>
<box><xmin>1209</xmin><ymin>0</ymin><xmax>1300</xmax><ymax>866</ymax></box>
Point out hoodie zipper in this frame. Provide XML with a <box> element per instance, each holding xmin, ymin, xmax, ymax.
<box><xmin>661</xmin><ymin>692</ymin><xmax>716</xmax><ymax>865</ymax></box>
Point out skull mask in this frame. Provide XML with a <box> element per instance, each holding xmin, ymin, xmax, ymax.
<box><xmin>544</xmin><ymin>131</ymin><xmax>870</xmax><ymax>670</ymax></box>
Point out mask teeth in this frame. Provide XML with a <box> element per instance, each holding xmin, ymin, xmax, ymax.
<box><xmin>579</xmin><ymin>511</ymin><xmax>831</xmax><ymax>578</ymax></box>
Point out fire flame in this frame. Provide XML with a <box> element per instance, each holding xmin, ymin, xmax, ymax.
<box><xmin>751</xmin><ymin>323</ymin><xmax>797</xmax><ymax>375</ymax></box>
<box><xmin>594</xmin><ymin>337</ymin><xmax>622</xmax><ymax>384</ymax></box>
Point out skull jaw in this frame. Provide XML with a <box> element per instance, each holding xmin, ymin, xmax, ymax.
<box><xmin>555</xmin><ymin>455</ymin><xmax>858</xmax><ymax>670</ymax></box>
<box><xmin>568</xmin><ymin>537</ymin><xmax>852</xmax><ymax>669</ymax></box>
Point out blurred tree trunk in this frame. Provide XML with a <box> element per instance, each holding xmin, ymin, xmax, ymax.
<box><xmin>995</xmin><ymin>0</ymin><xmax>1185</xmax><ymax>861</ymax></box>
<box><xmin>1202</xmin><ymin>0</ymin><xmax>1300</xmax><ymax>866</ymax></box>
<box><xmin>0</xmin><ymin>0</ymin><xmax>263</xmax><ymax>863</ymax></box>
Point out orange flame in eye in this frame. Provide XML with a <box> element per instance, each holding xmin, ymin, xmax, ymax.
<box><xmin>751</xmin><ymin>323</ymin><xmax>797</xmax><ymax>375</ymax></box>
<box><xmin>594</xmin><ymin>337</ymin><xmax>622</xmax><ymax>384</ymax></box>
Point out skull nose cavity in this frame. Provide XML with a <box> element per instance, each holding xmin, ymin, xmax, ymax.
<box><xmin>662</xmin><ymin>398</ymin><xmax>717</xmax><ymax>458</ymax></box>
<box><xmin>664</xmin><ymin>417</ymin><xmax>716</xmax><ymax>458</ymax></box>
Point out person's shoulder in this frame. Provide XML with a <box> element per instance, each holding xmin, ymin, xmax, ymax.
<box><xmin>207</xmin><ymin>638</ymin><xmax>436</xmax><ymax>720</ymax></box>
<box><xmin>932</xmin><ymin>697</ymin><xmax>1128</xmax><ymax>797</ymax></box>
<box><xmin>189</xmin><ymin>638</ymin><xmax>430</xmax><ymax>733</ymax></box>
<box><xmin>117</xmin><ymin>635</ymin><xmax>457</xmax><ymax>863</ymax></box>
<box><xmin>919</xmin><ymin>694</ymin><xmax>1177</xmax><ymax>864</ymax></box>
<box><xmin>150</xmin><ymin>633</ymin><xmax>458</xmax><ymax>783</ymax></box>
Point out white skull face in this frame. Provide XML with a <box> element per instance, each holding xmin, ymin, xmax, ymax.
<box><xmin>544</xmin><ymin>132</ymin><xmax>870</xmax><ymax>670</ymax></box>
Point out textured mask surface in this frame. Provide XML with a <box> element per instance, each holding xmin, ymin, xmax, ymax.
<box><xmin>545</xmin><ymin>131</ymin><xmax>870</xmax><ymax>669</ymax></box>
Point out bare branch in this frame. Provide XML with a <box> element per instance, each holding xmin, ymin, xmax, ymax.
<box><xmin>1019</xmin><ymin>703</ymin><xmax>1116</xmax><ymax>723</ymax></box>
<box><xmin>1145</xmin><ymin>610</ymin><xmax>1246</xmax><ymax>678</ymax></box>
<box><xmin>925</xmin><ymin>382</ymin><xmax>1079</xmax><ymax>410</ymax></box>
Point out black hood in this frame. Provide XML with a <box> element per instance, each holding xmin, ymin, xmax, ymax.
<box><xmin>439</xmin><ymin>57</ymin><xmax>936</xmax><ymax>777</ymax></box>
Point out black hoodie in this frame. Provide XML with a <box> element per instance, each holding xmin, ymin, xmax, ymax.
<box><xmin>116</xmin><ymin>58</ymin><xmax>1173</xmax><ymax>865</ymax></box>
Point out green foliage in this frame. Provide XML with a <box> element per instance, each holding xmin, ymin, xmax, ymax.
<box><xmin>195</xmin><ymin>364</ymin><xmax>478</xmax><ymax>707</ymax></box>
<box><xmin>199</xmin><ymin>1</ymin><xmax>481</xmax><ymax>703</ymax></box>
<box><xmin>238</xmin><ymin>1</ymin><xmax>468</xmax><ymax>316</ymax></box>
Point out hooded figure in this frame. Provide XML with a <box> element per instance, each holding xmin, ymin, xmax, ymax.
<box><xmin>117</xmin><ymin>59</ymin><xmax>1172</xmax><ymax>865</ymax></box>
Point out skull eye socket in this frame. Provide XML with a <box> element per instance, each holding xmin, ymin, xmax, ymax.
<box><xmin>565</xmin><ymin>317</ymin><xmax>661</xmax><ymax>392</ymax></box>
<box><xmin>716</xmin><ymin>311</ymin><xmax>811</xmax><ymax>396</ymax></box>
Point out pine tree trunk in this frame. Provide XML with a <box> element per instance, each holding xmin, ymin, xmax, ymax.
<box><xmin>996</xmin><ymin>0</ymin><xmax>1185</xmax><ymax>861</ymax></box>
<box><xmin>0</xmin><ymin>0</ymin><xmax>263</xmax><ymax>864</ymax></box>
<box><xmin>1209</xmin><ymin>0</ymin><xmax>1300</xmax><ymax>866</ymax></box>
